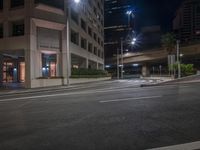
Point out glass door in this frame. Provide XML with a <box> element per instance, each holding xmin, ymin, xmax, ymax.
<box><xmin>3</xmin><ymin>62</ymin><xmax>14</xmax><ymax>83</ymax></box>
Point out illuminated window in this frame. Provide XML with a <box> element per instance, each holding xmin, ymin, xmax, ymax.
<box><xmin>42</xmin><ymin>53</ymin><xmax>57</xmax><ymax>77</ymax></box>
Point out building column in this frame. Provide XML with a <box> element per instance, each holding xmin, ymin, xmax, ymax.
<box><xmin>142</xmin><ymin>65</ymin><xmax>150</xmax><ymax>77</ymax></box>
<box><xmin>97</xmin><ymin>62</ymin><xmax>99</xmax><ymax>70</ymax></box>
<box><xmin>86</xmin><ymin>59</ymin><xmax>89</xmax><ymax>69</ymax></box>
<box><xmin>0</xmin><ymin>54</ymin><xmax>3</xmax><ymax>86</ymax></box>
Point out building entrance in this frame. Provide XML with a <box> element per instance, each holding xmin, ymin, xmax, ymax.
<box><xmin>3</xmin><ymin>62</ymin><xmax>14</xmax><ymax>83</ymax></box>
<box><xmin>2</xmin><ymin>61</ymin><xmax>25</xmax><ymax>83</ymax></box>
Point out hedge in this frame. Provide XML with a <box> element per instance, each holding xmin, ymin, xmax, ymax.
<box><xmin>71</xmin><ymin>68</ymin><xmax>110</xmax><ymax>78</ymax></box>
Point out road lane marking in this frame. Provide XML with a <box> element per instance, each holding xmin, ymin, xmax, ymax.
<box><xmin>0</xmin><ymin>81</ymin><xmax>133</xmax><ymax>97</ymax></box>
<box><xmin>0</xmin><ymin>83</ymin><xmax>194</xmax><ymax>103</ymax></box>
<box><xmin>0</xmin><ymin>87</ymin><xmax>146</xmax><ymax>102</ymax></box>
<box><xmin>99</xmin><ymin>95</ymin><xmax>162</xmax><ymax>103</ymax></box>
<box><xmin>147</xmin><ymin>141</ymin><xmax>200</xmax><ymax>150</ymax></box>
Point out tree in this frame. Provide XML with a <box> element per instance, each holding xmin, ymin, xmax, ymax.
<box><xmin>161</xmin><ymin>33</ymin><xmax>176</xmax><ymax>54</ymax></box>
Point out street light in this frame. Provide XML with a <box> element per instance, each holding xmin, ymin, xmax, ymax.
<box><xmin>126</xmin><ymin>10</ymin><xmax>135</xmax><ymax>27</ymax></box>
<box><xmin>131</xmin><ymin>38</ymin><xmax>137</xmax><ymax>45</ymax></box>
<box><xmin>65</xmin><ymin>0</ymin><xmax>81</xmax><ymax>86</ymax></box>
<box><xmin>176</xmin><ymin>40</ymin><xmax>181</xmax><ymax>79</ymax></box>
<box><xmin>120</xmin><ymin>37</ymin><xmax>137</xmax><ymax>79</ymax></box>
<box><xmin>74</xmin><ymin>0</ymin><xmax>80</xmax><ymax>3</ymax></box>
<box><xmin>126</xmin><ymin>10</ymin><xmax>132</xmax><ymax>15</ymax></box>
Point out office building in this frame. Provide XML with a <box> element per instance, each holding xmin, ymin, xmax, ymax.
<box><xmin>104</xmin><ymin>0</ymin><xmax>135</xmax><ymax>58</ymax></box>
<box><xmin>173</xmin><ymin>0</ymin><xmax>200</xmax><ymax>42</ymax></box>
<box><xmin>0</xmin><ymin>0</ymin><xmax>104</xmax><ymax>88</ymax></box>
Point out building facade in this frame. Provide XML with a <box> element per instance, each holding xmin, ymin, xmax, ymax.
<box><xmin>0</xmin><ymin>0</ymin><xmax>104</xmax><ymax>88</ymax></box>
<box><xmin>104</xmin><ymin>0</ymin><xmax>135</xmax><ymax>59</ymax></box>
<box><xmin>173</xmin><ymin>0</ymin><xmax>200</xmax><ymax>42</ymax></box>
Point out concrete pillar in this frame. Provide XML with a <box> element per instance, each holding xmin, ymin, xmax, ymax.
<box><xmin>97</xmin><ymin>62</ymin><xmax>99</xmax><ymax>69</ymax></box>
<box><xmin>24</xmin><ymin>49</ymin><xmax>31</xmax><ymax>88</ymax></box>
<box><xmin>3</xmin><ymin>0</ymin><xmax>10</xmax><ymax>14</ymax></box>
<box><xmin>142</xmin><ymin>65</ymin><xmax>150</xmax><ymax>77</ymax></box>
<box><xmin>0</xmin><ymin>54</ymin><xmax>3</xmax><ymax>86</ymax></box>
<box><xmin>86</xmin><ymin>59</ymin><xmax>89</xmax><ymax>69</ymax></box>
<box><xmin>3</xmin><ymin>0</ymin><xmax>10</xmax><ymax>37</ymax></box>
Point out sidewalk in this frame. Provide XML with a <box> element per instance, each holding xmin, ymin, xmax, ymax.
<box><xmin>0</xmin><ymin>79</ymin><xmax>114</xmax><ymax>95</ymax></box>
<box><xmin>141</xmin><ymin>74</ymin><xmax>200</xmax><ymax>87</ymax></box>
<box><xmin>0</xmin><ymin>84</ymin><xmax>75</xmax><ymax>95</ymax></box>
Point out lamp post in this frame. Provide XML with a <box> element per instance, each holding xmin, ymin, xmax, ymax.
<box><xmin>121</xmin><ymin>38</ymin><xmax>124</xmax><ymax>79</ymax></box>
<box><xmin>120</xmin><ymin>38</ymin><xmax>136</xmax><ymax>79</ymax></box>
<box><xmin>177</xmin><ymin>40</ymin><xmax>181</xmax><ymax>79</ymax></box>
<box><xmin>65</xmin><ymin>0</ymin><xmax>80</xmax><ymax>86</ymax></box>
<box><xmin>117</xmin><ymin>48</ymin><xmax>120</xmax><ymax>79</ymax></box>
<box><xmin>118</xmin><ymin>10</ymin><xmax>136</xmax><ymax>79</ymax></box>
<box><xmin>126</xmin><ymin>10</ymin><xmax>132</xmax><ymax>27</ymax></box>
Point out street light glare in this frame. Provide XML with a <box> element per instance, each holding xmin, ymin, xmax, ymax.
<box><xmin>74</xmin><ymin>0</ymin><xmax>80</xmax><ymax>3</ymax></box>
<box><xmin>126</xmin><ymin>10</ymin><xmax>132</xmax><ymax>15</ymax></box>
<box><xmin>131</xmin><ymin>38</ymin><xmax>137</xmax><ymax>45</ymax></box>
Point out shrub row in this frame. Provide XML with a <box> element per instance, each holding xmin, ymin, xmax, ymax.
<box><xmin>71</xmin><ymin>68</ymin><xmax>110</xmax><ymax>78</ymax></box>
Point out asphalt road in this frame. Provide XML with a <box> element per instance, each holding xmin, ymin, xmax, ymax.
<box><xmin>0</xmin><ymin>80</ymin><xmax>200</xmax><ymax>150</ymax></box>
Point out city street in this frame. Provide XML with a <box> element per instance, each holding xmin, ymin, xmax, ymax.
<box><xmin>0</xmin><ymin>80</ymin><xmax>200</xmax><ymax>150</ymax></box>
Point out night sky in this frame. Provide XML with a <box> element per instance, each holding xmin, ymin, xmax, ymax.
<box><xmin>134</xmin><ymin>0</ymin><xmax>184</xmax><ymax>32</ymax></box>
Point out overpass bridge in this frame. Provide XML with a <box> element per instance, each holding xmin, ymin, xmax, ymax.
<box><xmin>106</xmin><ymin>42</ymin><xmax>200</xmax><ymax>76</ymax></box>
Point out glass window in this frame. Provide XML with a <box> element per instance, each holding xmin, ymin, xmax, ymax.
<box><xmin>0</xmin><ymin>24</ymin><xmax>3</xmax><ymax>38</ymax></box>
<box><xmin>71</xmin><ymin>29</ymin><xmax>79</xmax><ymax>45</ymax></box>
<box><xmin>71</xmin><ymin>8</ymin><xmax>79</xmax><ymax>24</ymax></box>
<box><xmin>0</xmin><ymin>0</ymin><xmax>3</xmax><ymax>10</ymax></box>
<box><xmin>81</xmin><ymin>19</ymin><xmax>86</xmax><ymax>32</ymax></box>
<box><xmin>81</xmin><ymin>37</ymin><xmax>87</xmax><ymax>49</ymax></box>
<box><xmin>42</xmin><ymin>53</ymin><xmax>57</xmax><ymax>77</ymax></box>
<box><xmin>34</xmin><ymin>0</ymin><xmax>64</xmax><ymax>9</ymax></box>
<box><xmin>94</xmin><ymin>46</ymin><xmax>97</xmax><ymax>55</ymax></box>
<box><xmin>12</xmin><ymin>20</ymin><xmax>24</xmax><ymax>36</ymax></box>
<box><xmin>88</xmin><ymin>42</ymin><xmax>93</xmax><ymax>53</ymax></box>
<box><xmin>11</xmin><ymin>0</ymin><xmax>24</xmax><ymax>8</ymax></box>
<box><xmin>98</xmin><ymin>49</ymin><xmax>101</xmax><ymax>57</ymax></box>
<box><xmin>88</xmin><ymin>26</ymin><xmax>92</xmax><ymax>36</ymax></box>
<box><xmin>93</xmin><ymin>32</ymin><xmax>97</xmax><ymax>41</ymax></box>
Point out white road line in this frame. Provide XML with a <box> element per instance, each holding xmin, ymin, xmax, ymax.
<box><xmin>0</xmin><ymin>83</ymin><xmax>192</xmax><ymax>103</ymax></box>
<box><xmin>0</xmin><ymin>80</ymin><xmax>117</xmax><ymax>95</ymax></box>
<box><xmin>0</xmin><ymin>86</ymin><xmax>141</xmax><ymax>102</ymax></box>
<box><xmin>99</xmin><ymin>95</ymin><xmax>162</xmax><ymax>103</ymax></box>
<box><xmin>147</xmin><ymin>141</ymin><xmax>200</xmax><ymax>150</ymax></box>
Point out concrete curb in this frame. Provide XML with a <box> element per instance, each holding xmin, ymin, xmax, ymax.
<box><xmin>141</xmin><ymin>74</ymin><xmax>200</xmax><ymax>87</ymax></box>
<box><xmin>0</xmin><ymin>79</ymin><xmax>113</xmax><ymax>95</ymax></box>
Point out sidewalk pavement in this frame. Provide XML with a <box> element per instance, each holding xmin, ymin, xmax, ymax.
<box><xmin>0</xmin><ymin>84</ymin><xmax>75</xmax><ymax>95</ymax></box>
<box><xmin>141</xmin><ymin>74</ymin><xmax>200</xmax><ymax>87</ymax></box>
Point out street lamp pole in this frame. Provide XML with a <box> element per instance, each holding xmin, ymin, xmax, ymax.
<box><xmin>117</xmin><ymin>48</ymin><xmax>119</xmax><ymax>79</ymax></box>
<box><xmin>65</xmin><ymin>0</ymin><xmax>80</xmax><ymax>86</ymax></box>
<box><xmin>66</xmin><ymin>7</ymin><xmax>70</xmax><ymax>86</ymax></box>
<box><xmin>121</xmin><ymin>38</ymin><xmax>124</xmax><ymax>79</ymax></box>
<box><xmin>177</xmin><ymin>40</ymin><xmax>181</xmax><ymax>79</ymax></box>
